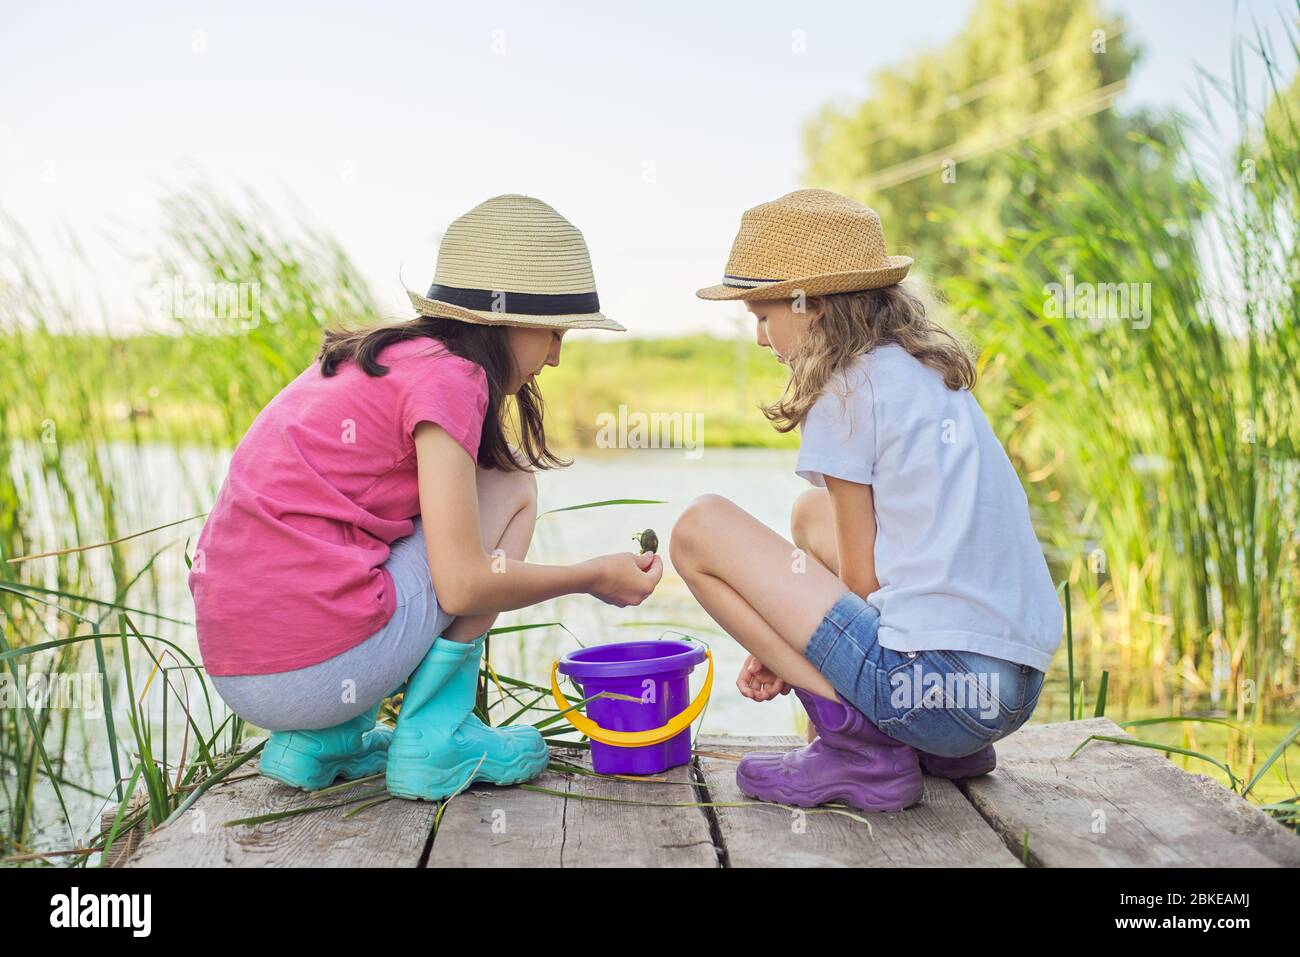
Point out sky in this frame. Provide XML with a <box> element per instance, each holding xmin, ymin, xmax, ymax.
<box><xmin>0</xmin><ymin>0</ymin><xmax>1292</xmax><ymax>338</ymax></box>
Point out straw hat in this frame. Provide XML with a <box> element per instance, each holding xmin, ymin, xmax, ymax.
<box><xmin>696</xmin><ymin>189</ymin><xmax>912</xmax><ymax>302</ymax></box>
<box><xmin>406</xmin><ymin>194</ymin><xmax>624</xmax><ymax>331</ymax></box>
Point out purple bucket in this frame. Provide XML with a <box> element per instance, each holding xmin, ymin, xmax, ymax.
<box><xmin>555</xmin><ymin>640</ymin><xmax>710</xmax><ymax>775</ymax></box>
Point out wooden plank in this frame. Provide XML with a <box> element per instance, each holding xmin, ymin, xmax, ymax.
<box><xmin>961</xmin><ymin>716</ymin><xmax>1300</xmax><ymax>868</ymax></box>
<box><xmin>121</xmin><ymin>723</ymin><xmax>1298</xmax><ymax>868</ymax></box>
<box><xmin>126</xmin><ymin>758</ymin><xmax>439</xmax><ymax>868</ymax></box>
<box><xmin>99</xmin><ymin>790</ymin><xmax>151</xmax><ymax>868</ymax></box>
<box><xmin>560</xmin><ymin>755</ymin><xmax>716</xmax><ymax>867</ymax></box>
<box><xmin>428</xmin><ymin>746</ymin><xmax>717</xmax><ymax>867</ymax></box>
<box><xmin>694</xmin><ymin>733</ymin><xmax>1020</xmax><ymax>868</ymax></box>
<box><xmin>424</xmin><ymin>758</ymin><xmax>570</xmax><ymax>867</ymax></box>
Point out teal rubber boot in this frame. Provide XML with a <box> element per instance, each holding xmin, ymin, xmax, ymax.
<box><xmin>386</xmin><ymin>634</ymin><xmax>550</xmax><ymax>801</ymax></box>
<box><xmin>459</xmin><ymin>633</ymin><xmax>541</xmax><ymax>740</ymax></box>
<box><xmin>259</xmin><ymin>702</ymin><xmax>393</xmax><ymax>790</ymax></box>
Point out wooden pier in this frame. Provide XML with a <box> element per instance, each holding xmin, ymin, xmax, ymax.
<box><xmin>117</xmin><ymin>717</ymin><xmax>1300</xmax><ymax>868</ymax></box>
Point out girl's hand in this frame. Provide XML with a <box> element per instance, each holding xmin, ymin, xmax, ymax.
<box><xmin>584</xmin><ymin>551</ymin><xmax>662</xmax><ymax>607</ymax></box>
<box><xmin>737</xmin><ymin>654</ymin><xmax>790</xmax><ymax>702</ymax></box>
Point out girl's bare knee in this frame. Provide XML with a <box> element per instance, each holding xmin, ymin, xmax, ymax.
<box><xmin>477</xmin><ymin>463</ymin><xmax>537</xmax><ymax>511</ymax></box>
<box><xmin>670</xmin><ymin>493</ymin><xmax>733</xmax><ymax>570</ymax></box>
<box><xmin>512</xmin><ymin>466</ymin><xmax>538</xmax><ymax>511</ymax></box>
<box><xmin>790</xmin><ymin>487</ymin><xmax>829</xmax><ymax>551</ymax></box>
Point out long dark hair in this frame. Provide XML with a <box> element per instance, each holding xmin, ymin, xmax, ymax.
<box><xmin>318</xmin><ymin>316</ymin><xmax>568</xmax><ymax>471</ymax></box>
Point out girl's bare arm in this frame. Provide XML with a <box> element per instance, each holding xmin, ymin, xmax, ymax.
<box><xmin>824</xmin><ymin>475</ymin><xmax>879</xmax><ymax>600</ymax></box>
<box><xmin>415</xmin><ymin>421</ymin><xmax>661</xmax><ymax>615</ymax></box>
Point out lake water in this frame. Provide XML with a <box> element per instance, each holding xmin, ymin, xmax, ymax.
<box><xmin>519</xmin><ymin>447</ymin><xmax>819</xmax><ymax>736</ymax></box>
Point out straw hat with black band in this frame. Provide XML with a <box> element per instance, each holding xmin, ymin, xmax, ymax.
<box><xmin>407</xmin><ymin>194</ymin><xmax>624</xmax><ymax>332</ymax></box>
<box><xmin>696</xmin><ymin>188</ymin><xmax>912</xmax><ymax>302</ymax></box>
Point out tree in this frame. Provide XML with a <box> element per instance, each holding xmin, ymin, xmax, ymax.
<box><xmin>804</xmin><ymin>0</ymin><xmax>1182</xmax><ymax>276</ymax></box>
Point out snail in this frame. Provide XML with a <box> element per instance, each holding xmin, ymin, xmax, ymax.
<box><xmin>633</xmin><ymin>528</ymin><xmax>659</xmax><ymax>555</ymax></box>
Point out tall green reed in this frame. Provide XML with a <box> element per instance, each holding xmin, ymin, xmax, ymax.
<box><xmin>943</xmin><ymin>29</ymin><xmax>1299</xmax><ymax>720</ymax></box>
<box><xmin>0</xmin><ymin>188</ymin><xmax>388</xmax><ymax>858</ymax></box>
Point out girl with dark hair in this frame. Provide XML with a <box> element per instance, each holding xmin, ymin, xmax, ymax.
<box><xmin>189</xmin><ymin>195</ymin><xmax>661</xmax><ymax>801</ymax></box>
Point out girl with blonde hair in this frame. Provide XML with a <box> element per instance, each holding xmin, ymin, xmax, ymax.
<box><xmin>672</xmin><ymin>189</ymin><xmax>1061</xmax><ymax>812</ymax></box>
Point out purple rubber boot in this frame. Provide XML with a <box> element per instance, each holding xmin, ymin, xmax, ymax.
<box><xmin>917</xmin><ymin>745</ymin><xmax>997</xmax><ymax>778</ymax></box>
<box><xmin>736</xmin><ymin>687</ymin><xmax>923</xmax><ymax>812</ymax></box>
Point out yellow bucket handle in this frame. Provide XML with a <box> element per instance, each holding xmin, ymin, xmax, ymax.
<box><xmin>550</xmin><ymin>649</ymin><xmax>713</xmax><ymax>747</ymax></box>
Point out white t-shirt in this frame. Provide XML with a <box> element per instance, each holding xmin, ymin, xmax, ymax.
<box><xmin>795</xmin><ymin>344</ymin><xmax>1063</xmax><ymax>672</ymax></box>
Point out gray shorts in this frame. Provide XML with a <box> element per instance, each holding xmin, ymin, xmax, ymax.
<box><xmin>209</xmin><ymin>518</ymin><xmax>454</xmax><ymax>731</ymax></box>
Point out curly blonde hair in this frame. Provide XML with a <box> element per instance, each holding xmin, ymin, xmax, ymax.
<box><xmin>761</xmin><ymin>283</ymin><xmax>976</xmax><ymax>433</ymax></box>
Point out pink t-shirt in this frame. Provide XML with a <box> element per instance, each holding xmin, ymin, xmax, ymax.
<box><xmin>189</xmin><ymin>337</ymin><xmax>489</xmax><ymax>676</ymax></box>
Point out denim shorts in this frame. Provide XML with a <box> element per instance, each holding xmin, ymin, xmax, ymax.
<box><xmin>209</xmin><ymin>518</ymin><xmax>453</xmax><ymax>731</ymax></box>
<box><xmin>803</xmin><ymin>591</ymin><xmax>1046</xmax><ymax>758</ymax></box>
